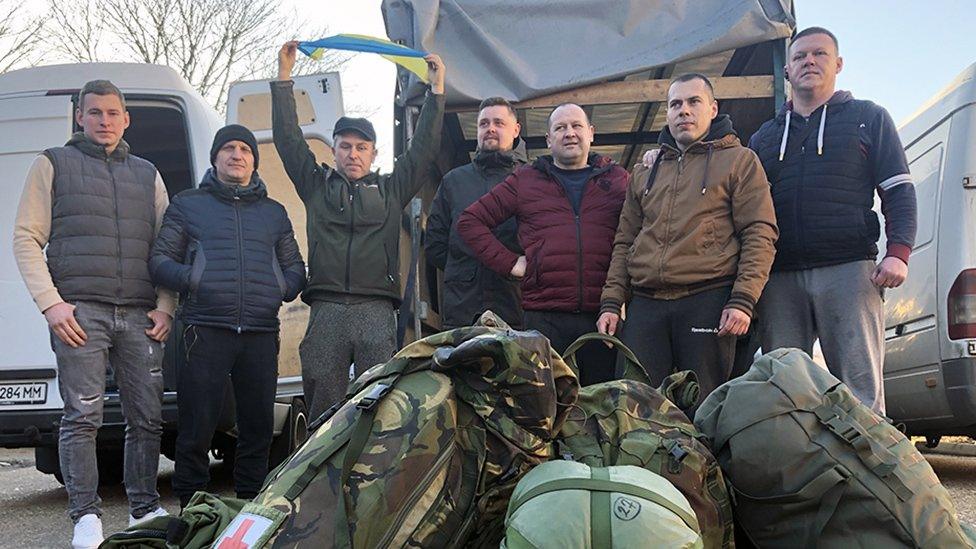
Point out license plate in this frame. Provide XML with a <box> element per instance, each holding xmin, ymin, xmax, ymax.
<box><xmin>0</xmin><ymin>382</ymin><xmax>47</xmax><ymax>405</ymax></box>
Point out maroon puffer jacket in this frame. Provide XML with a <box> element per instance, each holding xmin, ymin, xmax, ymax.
<box><xmin>457</xmin><ymin>154</ymin><xmax>628</xmax><ymax>313</ymax></box>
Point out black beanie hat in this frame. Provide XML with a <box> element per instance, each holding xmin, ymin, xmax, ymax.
<box><xmin>210</xmin><ymin>124</ymin><xmax>259</xmax><ymax>169</ymax></box>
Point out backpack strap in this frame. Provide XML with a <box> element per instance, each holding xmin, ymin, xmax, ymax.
<box><xmin>813</xmin><ymin>391</ymin><xmax>914</xmax><ymax>501</ymax></box>
<box><xmin>704</xmin><ymin>464</ymin><xmax>735</xmax><ymax>548</ymax></box>
<box><xmin>562</xmin><ymin>333</ymin><xmax>652</xmax><ymax>386</ymax></box>
<box><xmin>333</xmin><ymin>382</ymin><xmax>393</xmax><ymax>548</ymax></box>
<box><xmin>590</xmin><ymin>467</ymin><xmax>612</xmax><ymax>548</ymax></box>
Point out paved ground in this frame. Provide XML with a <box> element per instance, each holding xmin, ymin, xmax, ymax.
<box><xmin>2</xmin><ymin>444</ymin><xmax>975</xmax><ymax>548</ymax></box>
<box><xmin>0</xmin><ymin>448</ymin><xmax>235</xmax><ymax>548</ymax></box>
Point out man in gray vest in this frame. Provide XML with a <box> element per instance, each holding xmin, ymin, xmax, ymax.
<box><xmin>13</xmin><ymin>80</ymin><xmax>174</xmax><ymax>548</ymax></box>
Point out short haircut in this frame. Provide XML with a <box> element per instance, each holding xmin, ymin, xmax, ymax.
<box><xmin>78</xmin><ymin>79</ymin><xmax>126</xmax><ymax>111</ymax></box>
<box><xmin>478</xmin><ymin>96</ymin><xmax>517</xmax><ymax>118</ymax></box>
<box><xmin>547</xmin><ymin>102</ymin><xmax>590</xmax><ymax>129</ymax></box>
<box><xmin>793</xmin><ymin>26</ymin><xmax>839</xmax><ymax>52</ymax></box>
<box><xmin>669</xmin><ymin>73</ymin><xmax>715</xmax><ymax>100</ymax></box>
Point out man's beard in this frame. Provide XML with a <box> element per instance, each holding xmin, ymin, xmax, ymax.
<box><xmin>479</xmin><ymin>140</ymin><xmax>501</xmax><ymax>152</ymax></box>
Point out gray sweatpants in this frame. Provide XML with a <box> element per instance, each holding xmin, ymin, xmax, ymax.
<box><xmin>756</xmin><ymin>260</ymin><xmax>886</xmax><ymax>414</ymax></box>
<box><xmin>299</xmin><ymin>299</ymin><xmax>397</xmax><ymax>420</ymax></box>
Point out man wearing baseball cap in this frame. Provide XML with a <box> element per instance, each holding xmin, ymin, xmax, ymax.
<box><xmin>272</xmin><ymin>41</ymin><xmax>446</xmax><ymax>418</ymax></box>
<box><xmin>149</xmin><ymin>124</ymin><xmax>306</xmax><ymax>507</ymax></box>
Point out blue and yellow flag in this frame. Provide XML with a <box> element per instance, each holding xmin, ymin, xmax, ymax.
<box><xmin>298</xmin><ymin>34</ymin><xmax>429</xmax><ymax>83</ymax></box>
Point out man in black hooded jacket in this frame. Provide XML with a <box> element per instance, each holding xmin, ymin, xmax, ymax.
<box><xmin>149</xmin><ymin>124</ymin><xmax>305</xmax><ymax>507</ymax></box>
<box><xmin>426</xmin><ymin>97</ymin><xmax>525</xmax><ymax>329</ymax></box>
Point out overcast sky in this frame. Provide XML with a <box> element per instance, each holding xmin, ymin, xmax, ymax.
<box><xmin>288</xmin><ymin>0</ymin><xmax>976</xmax><ymax>170</ymax></box>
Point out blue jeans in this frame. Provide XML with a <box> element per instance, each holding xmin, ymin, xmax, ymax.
<box><xmin>51</xmin><ymin>301</ymin><xmax>164</xmax><ymax>522</ymax></box>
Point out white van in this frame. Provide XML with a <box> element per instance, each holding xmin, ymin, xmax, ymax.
<box><xmin>0</xmin><ymin>63</ymin><xmax>343</xmax><ymax>480</ymax></box>
<box><xmin>882</xmin><ymin>62</ymin><xmax>976</xmax><ymax>445</ymax></box>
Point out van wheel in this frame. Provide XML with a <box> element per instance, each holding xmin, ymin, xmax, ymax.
<box><xmin>925</xmin><ymin>435</ymin><xmax>941</xmax><ymax>448</ymax></box>
<box><xmin>269</xmin><ymin>398</ymin><xmax>308</xmax><ymax>467</ymax></box>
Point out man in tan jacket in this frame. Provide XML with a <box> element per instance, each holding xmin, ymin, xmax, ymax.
<box><xmin>597</xmin><ymin>73</ymin><xmax>778</xmax><ymax>408</ymax></box>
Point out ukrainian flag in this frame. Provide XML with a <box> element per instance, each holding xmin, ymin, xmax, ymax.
<box><xmin>298</xmin><ymin>34</ymin><xmax>429</xmax><ymax>82</ymax></box>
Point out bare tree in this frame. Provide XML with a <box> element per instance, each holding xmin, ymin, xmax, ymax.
<box><xmin>48</xmin><ymin>1</ymin><xmax>103</xmax><ymax>63</ymax></box>
<box><xmin>46</xmin><ymin>0</ymin><xmax>350</xmax><ymax>110</ymax></box>
<box><xmin>0</xmin><ymin>1</ymin><xmax>45</xmax><ymax>72</ymax></box>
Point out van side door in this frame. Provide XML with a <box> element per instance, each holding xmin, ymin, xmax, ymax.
<box><xmin>881</xmin><ymin>119</ymin><xmax>950</xmax><ymax>422</ymax></box>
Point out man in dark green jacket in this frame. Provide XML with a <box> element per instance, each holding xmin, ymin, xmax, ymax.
<box><xmin>272</xmin><ymin>41</ymin><xmax>445</xmax><ymax>418</ymax></box>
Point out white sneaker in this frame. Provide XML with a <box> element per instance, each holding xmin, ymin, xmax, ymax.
<box><xmin>72</xmin><ymin>514</ymin><xmax>103</xmax><ymax>549</ymax></box>
<box><xmin>128</xmin><ymin>505</ymin><xmax>169</xmax><ymax>527</ymax></box>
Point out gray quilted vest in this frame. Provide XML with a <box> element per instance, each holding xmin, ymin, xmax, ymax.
<box><xmin>44</xmin><ymin>133</ymin><xmax>158</xmax><ymax>308</ymax></box>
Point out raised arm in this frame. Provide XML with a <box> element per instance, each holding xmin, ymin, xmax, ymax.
<box><xmin>390</xmin><ymin>54</ymin><xmax>446</xmax><ymax>208</ymax></box>
<box><xmin>271</xmin><ymin>41</ymin><xmax>328</xmax><ymax>202</ymax></box>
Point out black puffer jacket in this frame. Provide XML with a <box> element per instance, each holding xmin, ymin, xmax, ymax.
<box><xmin>150</xmin><ymin>170</ymin><xmax>305</xmax><ymax>332</ymax></box>
<box><xmin>426</xmin><ymin>146</ymin><xmax>526</xmax><ymax>328</ymax></box>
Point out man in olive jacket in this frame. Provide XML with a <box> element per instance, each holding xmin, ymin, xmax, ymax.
<box><xmin>426</xmin><ymin>96</ymin><xmax>525</xmax><ymax>329</ymax></box>
<box><xmin>598</xmin><ymin>74</ymin><xmax>778</xmax><ymax>406</ymax></box>
<box><xmin>272</xmin><ymin>41</ymin><xmax>446</xmax><ymax>418</ymax></box>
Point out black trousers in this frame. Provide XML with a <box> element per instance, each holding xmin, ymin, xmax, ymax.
<box><xmin>618</xmin><ymin>287</ymin><xmax>736</xmax><ymax>415</ymax></box>
<box><xmin>523</xmin><ymin>310</ymin><xmax>616</xmax><ymax>387</ymax></box>
<box><xmin>173</xmin><ymin>326</ymin><xmax>278</xmax><ymax>503</ymax></box>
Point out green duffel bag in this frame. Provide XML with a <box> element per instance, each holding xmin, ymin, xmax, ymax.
<box><xmin>98</xmin><ymin>492</ymin><xmax>257</xmax><ymax>548</ymax></box>
<box><xmin>236</xmin><ymin>311</ymin><xmax>579</xmax><ymax>548</ymax></box>
<box><xmin>695</xmin><ymin>347</ymin><xmax>974</xmax><ymax>548</ymax></box>
<box><xmin>501</xmin><ymin>460</ymin><xmax>703</xmax><ymax>548</ymax></box>
<box><xmin>558</xmin><ymin>333</ymin><xmax>735</xmax><ymax>548</ymax></box>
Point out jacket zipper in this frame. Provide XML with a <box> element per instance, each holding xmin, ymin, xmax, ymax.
<box><xmin>574</xmin><ymin>213</ymin><xmax>583</xmax><ymax>312</ymax></box>
<box><xmin>234</xmin><ymin>196</ymin><xmax>244</xmax><ymax>333</ymax></box>
<box><xmin>107</xmin><ymin>158</ymin><xmax>123</xmax><ymax>298</ymax></box>
<box><xmin>796</xmin><ymin>139</ymin><xmax>806</xmax><ymax>262</ymax></box>
<box><xmin>547</xmin><ymin>160</ymin><xmax>611</xmax><ymax>312</ymax></box>
<box><xmin>345</xmin><ymin>184</ymin><xmax>355</xmax><ymax>292</ymax></box>
<box><xmin>658</xmin><ymin>153</ymin><xmax>683</xmax><ymax>285</ymax></box>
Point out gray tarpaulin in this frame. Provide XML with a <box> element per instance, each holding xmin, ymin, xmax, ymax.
<box><xmin>382</xmin><ymin>0</ymin><xmax>794</xmax><ymax>107</ymax></box>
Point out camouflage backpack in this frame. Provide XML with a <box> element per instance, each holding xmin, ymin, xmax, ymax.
<box><xmin>229</xmin><ymin>312</ymin><xmax>579</xmax><ymax>548</ymax></box>
<box><xmin>695</xmin><ymin>348</ymin><xmax>974</xmax><ymax>548</ymax></box>
<box><xmin>557</xmin><ymin>333</ymin><xmax>735</xmax><ymax>549</ymax></box>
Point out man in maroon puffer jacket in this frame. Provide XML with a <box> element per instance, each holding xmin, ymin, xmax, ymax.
<box><xmin>457</xmin><ymin>103</ymin><xmax>628</xmax><ymax>385</ymax></box>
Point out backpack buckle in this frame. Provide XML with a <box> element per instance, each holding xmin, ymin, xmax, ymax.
<box><xmin>357</xmin><ymin>383</ymin><xmax>391</xmax><ymax>410</ymax></box>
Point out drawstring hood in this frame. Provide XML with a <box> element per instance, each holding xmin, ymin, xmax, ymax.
<box><xmin>777</xmin><ymin>90</ymin><xmax>852</xmax><ymax>161</ymax></box>
<box><xmin>778</xmin><ymin>110</ymin><xmax>791</xmax><ymax>161</ymax></box>
<box><xmin>817</xmin><ymin>104</ymin><xmax>827</xmax><ymax>155</ymax></box>
<box><xmin>701</xmin><ymin>145</ymin><xmax>713</xmax><ymax>195</ymax></box>
<box><xmin>645</xmin><ymin>113</ymin><xmax>736</xmax><ymax>196</ymax></box>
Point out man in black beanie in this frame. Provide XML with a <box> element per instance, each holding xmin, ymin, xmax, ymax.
<box><xmin>150</xmin><ymin>124</ymin><xmax>306</xmax><ymax>507</ymax></box>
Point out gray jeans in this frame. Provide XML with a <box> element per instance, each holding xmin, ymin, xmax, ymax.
<box><xmin>51</xmin><ymin>301</ymin><xmax>164</xmax><ymax>522</ymax></box>
<box><xmin>757</xmin><ymin>260</ymin><xmax>886</xmax><ymax>414</ymax></box>
<box><xmin>299</xmin><ymin>299</ymin><xmax>397</xmax><ymax>420</ymax></box>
